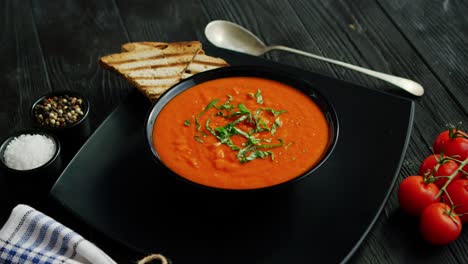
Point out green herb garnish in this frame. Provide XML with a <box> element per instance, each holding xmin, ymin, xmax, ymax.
<box><xmin>240</xmin><ymin>150</ymin><xmax>273</xmax><ymax>163</ymax></box>
<box><xmin>207</xmin><ymin>119</ymin><xmax>239</xmax><ymax>150</ymax></box>
<box><xmin>194</xmin><ymin>135</ymin><xmax>204</xmax><ymax>143</ymax></box>
<box><xmin>194</xmin><ymin>116</ymin><xmax>201</xmax><ymax>131</ymax></box>
<box><xmin>271</xmin><ymin>117</ymin><xmax>282</xmax><ymax>135</ymax></box>
<box><xmin>203</xmin><ymin>99</ymin><xmax>219</xmax><ymax>112</ymax></box>
<box><xmin>257</xmin><ymin>138</ymin><xmax>284</xmax><ymax>149</ymax></box>
<box><xmin>194</xmin><ymin>99</ymin><xmax>219</xmax><ymax>131</ymax></box>
<box><xmin>226</xmin><ymin>103</ymin><xmax>251</xmax><ymax>118</ymax></box>
<box><xmin>261</xmin><ymin>108</ymin><xmax>287</xmax><ymax>117</ymax></box>
<box><xmin>255</xmin><ymin>89</ymin><xmax>263</xmax><ymax>104</ymax></box>
<box><xmin>205</xmin><ymin>119</ymin><xmax>217</xmax><ymax>137</ymax></box>
<box><xmin>185</xmin><ymin>92</ymin><xmax>290</xmax><ymax>163</ymax></box>
<box><xmin>215</xmin><ymin>95</ymin><xmax>235</xmax><ymax>111</ymax></box>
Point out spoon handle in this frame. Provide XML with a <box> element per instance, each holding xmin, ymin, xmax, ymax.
<box><xmin>266</xmin><ymin>45</ymin><xmax>424</xmax><ymax>96</ymax></box>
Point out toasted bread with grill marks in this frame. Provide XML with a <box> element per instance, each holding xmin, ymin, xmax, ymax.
<box><xmin>121</xmin><ymin>41</ymin><xmax>229</xmax><ymax>79</ymax></box>
<box><xmin>121</xmin><ymin>42</ymin><xmax>205</xmax><ymax>55</ymax></box>
<box><xmin>182</xmin><ymin>54</ymin><xmax>230</xmax><ymax>78</ymax></box>
<box><xmin>100</xmin><ymin>41</ymin><xmax>202</xmax><ymax>101</ymax></box>
<box><xmin>100</xmin><ymin>41</ymin><xmax>229</xmax><ymax>102</ymax></box>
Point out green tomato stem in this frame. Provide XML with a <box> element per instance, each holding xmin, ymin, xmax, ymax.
<box><xmin>445</xmin><ymin>156</ymin><xmax>464</xmax><ymax>163</ymax></box>
<box><xmin>444</xmin><ymin>190</ymin><xmax>455</xmax><ymax>206</ymax></box>
<box><xmin>436</xmin><ymin>158</ymin><xmax>468</xmax><ymax>199</ymax></box>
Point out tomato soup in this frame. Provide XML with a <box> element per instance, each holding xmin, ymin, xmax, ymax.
<box><xmin>153</xmin><ymin>77</ymin><xmax>330</xmax><ymax>189</ymax></box>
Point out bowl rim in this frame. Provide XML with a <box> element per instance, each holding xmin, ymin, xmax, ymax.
<box><xmin>30</xmin><ymin>90</ymin><xmax>90</xmax><ymax>131</ymax></box>
<box><xmin>0</xmin><ymin>129</ymin><xmax>61</xmax><ymax>173</ymax></box>
<box><xmin>145</xmin><ymin>65</ymin><xmax>339</xmax><ymax>192</ymax></box>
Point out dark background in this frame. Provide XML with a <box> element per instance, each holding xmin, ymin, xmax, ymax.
<box><xmin>1</xmin><ymin>0</ymin><xmax>467</xmax><ymax>263</ymax></box>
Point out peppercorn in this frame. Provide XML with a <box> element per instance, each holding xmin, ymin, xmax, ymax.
<box><xmin>34</xmin><ymin>94</ymin><xmax>86</xmax><ymax>128</ymax></box>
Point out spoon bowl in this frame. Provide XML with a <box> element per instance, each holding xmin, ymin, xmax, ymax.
<box><xmin>205</xmin><ymin>20</ymin><xmax>424</xmax><ymax>97</ymax></box>
<box><xmin>205</xmin><ymin>20</ymin><xmax>267</xmax><ymax>56</ymax></box>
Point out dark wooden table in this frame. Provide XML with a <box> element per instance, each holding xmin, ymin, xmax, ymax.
<box><xmin>1</xmin><ymin>0</ymin><xmax>467</xmax><ymax>263</ymax></box>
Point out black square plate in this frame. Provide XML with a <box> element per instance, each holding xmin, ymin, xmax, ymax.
<box><xmin>51</xmin><ymin>46</ymin><xmax>414</xmax><ymax>264</ymax></box>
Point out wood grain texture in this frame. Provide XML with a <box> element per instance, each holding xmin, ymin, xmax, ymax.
<box><xmin>0</xmin><ymin>0</ymin><xmax>51</xmax><ymax>243</ymax></box>
<box><xmin>200</xmin><ymin>0</ymin><xmax>381</xmax><ymax>89</ymax></box>
<box><xmin>0</xmin><ymin>0</ymin><xmax>51</xmax><ymax>141</ymax></box>
<box><xmin>200</xmin><ymin>0</ymin><xmax>468</xmax><ymax>263</ymax></box>
<box><xmin>284</xmin><ymin>1</ymin><xmax>467</xmax><ymax>263</ymax></box>
<box><xmin>30</xmin><ymin>0</ymin><xmax>132</xmax><ymax>128</ymax></box>
<box><xmin>116</xmin><ymin>0</ymin><xmax>208</xmax><ymax>41</ymax></box>
<box><xmin>0</xmin><ymin>0</ymin><xmax>467</xmax><ymax>263</ymax></box>
<box><xmin>378</xmin><ymin>0</ymin><xmax>468</xmax><ymax>116</ymax></box>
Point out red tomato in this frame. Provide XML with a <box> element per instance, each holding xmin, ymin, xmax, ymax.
<box><xmin>419</xmin><ymin>154</ymin><xmax>439</xmax><ymax>176</ymax></box>
<box><xmin>445</xmin><ymin>139</ymin><xmax>468</xmax><ymax>161</ymax></box>
<box><xmin>398</xmin><ymin>176</ymin><xmax>441</xmax><ymax>216</ymax></box>
<box><xmin>419</xmin><ymin>154</ymin><xmax>461</xmax><ymax>188</ymax></box>
<box><xmin>433</xmin><ymin>129</ymin><xmax>468</xmax><ymax>160</ymax></box>
<box><xmin>420</xmin><ymin>203</ymin><xmax>461</xmax><ymax>245</ymax></box>
<box><xmin>444</xmin><ymin>179</ymin><xmax>468</xmax><ymax>223</ymax></box>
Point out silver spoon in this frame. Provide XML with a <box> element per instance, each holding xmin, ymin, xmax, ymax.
<box><xmin>205</xmin><ymin>20</ymin><xmax>424</xmax><ymax>97</ymax></box>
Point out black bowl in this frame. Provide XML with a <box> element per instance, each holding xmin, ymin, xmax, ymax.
<box><xmin>0</xmin><ymin>129</ymin><xmax>62</xmax><ymax>196</ymax></box>
<box><xmin>145</xmin><ymin>66</ymin><xmax>339</xmax><ymax>191</ymax></box>
<box><xmin>31</xmin><ymin>90</ymin><xmax>91</xmax><ymax>157</ymax></box>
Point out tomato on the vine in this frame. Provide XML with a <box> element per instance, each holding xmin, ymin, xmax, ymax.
<box><xmin>433</xmin><ymin>129</ymin><xmax>468</xmax><ymax>160</ymax></box>
<box><xmin>419</xmin><ymin>203</ymin><xmax>461</xmax><ymax>245</ymax></box>
<box><xmin>443</xmin><ymin>179</ymin><xmax>468</xmax><ymax>223</ymax></box>
<box><xmin>419</xmin><ymin>154</ymin><xmax>439</xmax><ymax>176</ymax></box>
<box><xmin>419</xmin><ymin>154</ymin><xmax>460</xmax><ymax>188</ymax></box>
<box><xmin>398</xmin><ymin>175</ymin><xmax>441</xmax><ymax>216</ymax></box>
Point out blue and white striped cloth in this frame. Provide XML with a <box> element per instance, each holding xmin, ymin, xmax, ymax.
<box><xmin>0</xmin><ymin>205</ymin><xmax>116</xmax><ymax>264</ymax></box>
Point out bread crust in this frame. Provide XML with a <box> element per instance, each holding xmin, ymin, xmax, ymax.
<box><xmin>100</xmin><ymin>41</ymin><xmax>229</xmax><ymax>101</ymax></box>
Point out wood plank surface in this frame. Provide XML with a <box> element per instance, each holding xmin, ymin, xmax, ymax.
<box><xmin>0</xmin><ymin>0</ymin><xmax>54</xmax><ymax>226</ymax></box>
<box><xmin>376</xmin><ymin>1</ymin><xmax>468</xmax><ymax>263</ymax></box>
<box><xmin>284</xmin><ymin>2</ymin><xmax>467</xmax><ymax>263</ymax></box>
<box><xmin>194</xmin><ymin>0</ymin><xmax>468</xmax><ymax>263</ymax></box>
<box><xmin>0</xmin><ymin>0</ymin><xmax>467</xmax><ymax>263</ymax></box>
<box><xmin>0</xmin><ymin>0</ymin><xmax>52</xmax><ymax>141</ymax></box>
<box><xmin>378</xmin><ymin>0</ymin><xmax>468</xmax><ymax>116</ymax></box>
<box><xmin>26</xmin><ymin>0</ymin><xmax>146</xmax><ymax>258</ymax></box>
<box><xmin>115</xmin><ymin>0</ymin><xmax>208</xmax><ymax>41</ymax></box>
<box><xmin>30</xmin><ymin>0</ymin><xmax>132</xmax><ymax>129</ymax></box>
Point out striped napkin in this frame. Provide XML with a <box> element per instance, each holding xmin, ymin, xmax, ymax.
<box><xmin>0</xmin><ymin>204</ymin><xmax>116</xmax><ymax>264</ymax></box>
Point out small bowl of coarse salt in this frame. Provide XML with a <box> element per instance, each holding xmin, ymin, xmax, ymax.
<box><xmin>0</xmin><ymin>130</ymin><xmax>62</xmax><ymax>192</ymax></box>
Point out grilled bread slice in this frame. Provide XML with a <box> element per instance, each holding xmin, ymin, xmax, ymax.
<box><xmin>182</xmin><ymin>53</ymin><xmax>229</xmax><ymax>78</ymax></box>
<box><xmin>100</xmin><ymin>41</ymin><xmax>202</xmax><ymax>101</ymax></box>
<box><xmin>121</xmin><ymin>41</ymin><xmax>229</xmax><ymax>79</ymax></box>
<box><xmin>122</xmin><ymin>42</ymin><xmax>205</xmax><ymax>55</ymax></box>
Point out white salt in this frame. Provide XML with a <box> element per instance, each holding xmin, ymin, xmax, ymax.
<box><xmin>3</xmin><ymin>134</ymin><xmax>56</xmax><ymax>170</ymax></box>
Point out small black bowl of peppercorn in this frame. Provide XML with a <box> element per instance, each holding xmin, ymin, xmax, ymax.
<box><xmin>31</xmin><ymin>91</ymin><xmax>91</xmax><ymax>157</ymax></box>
